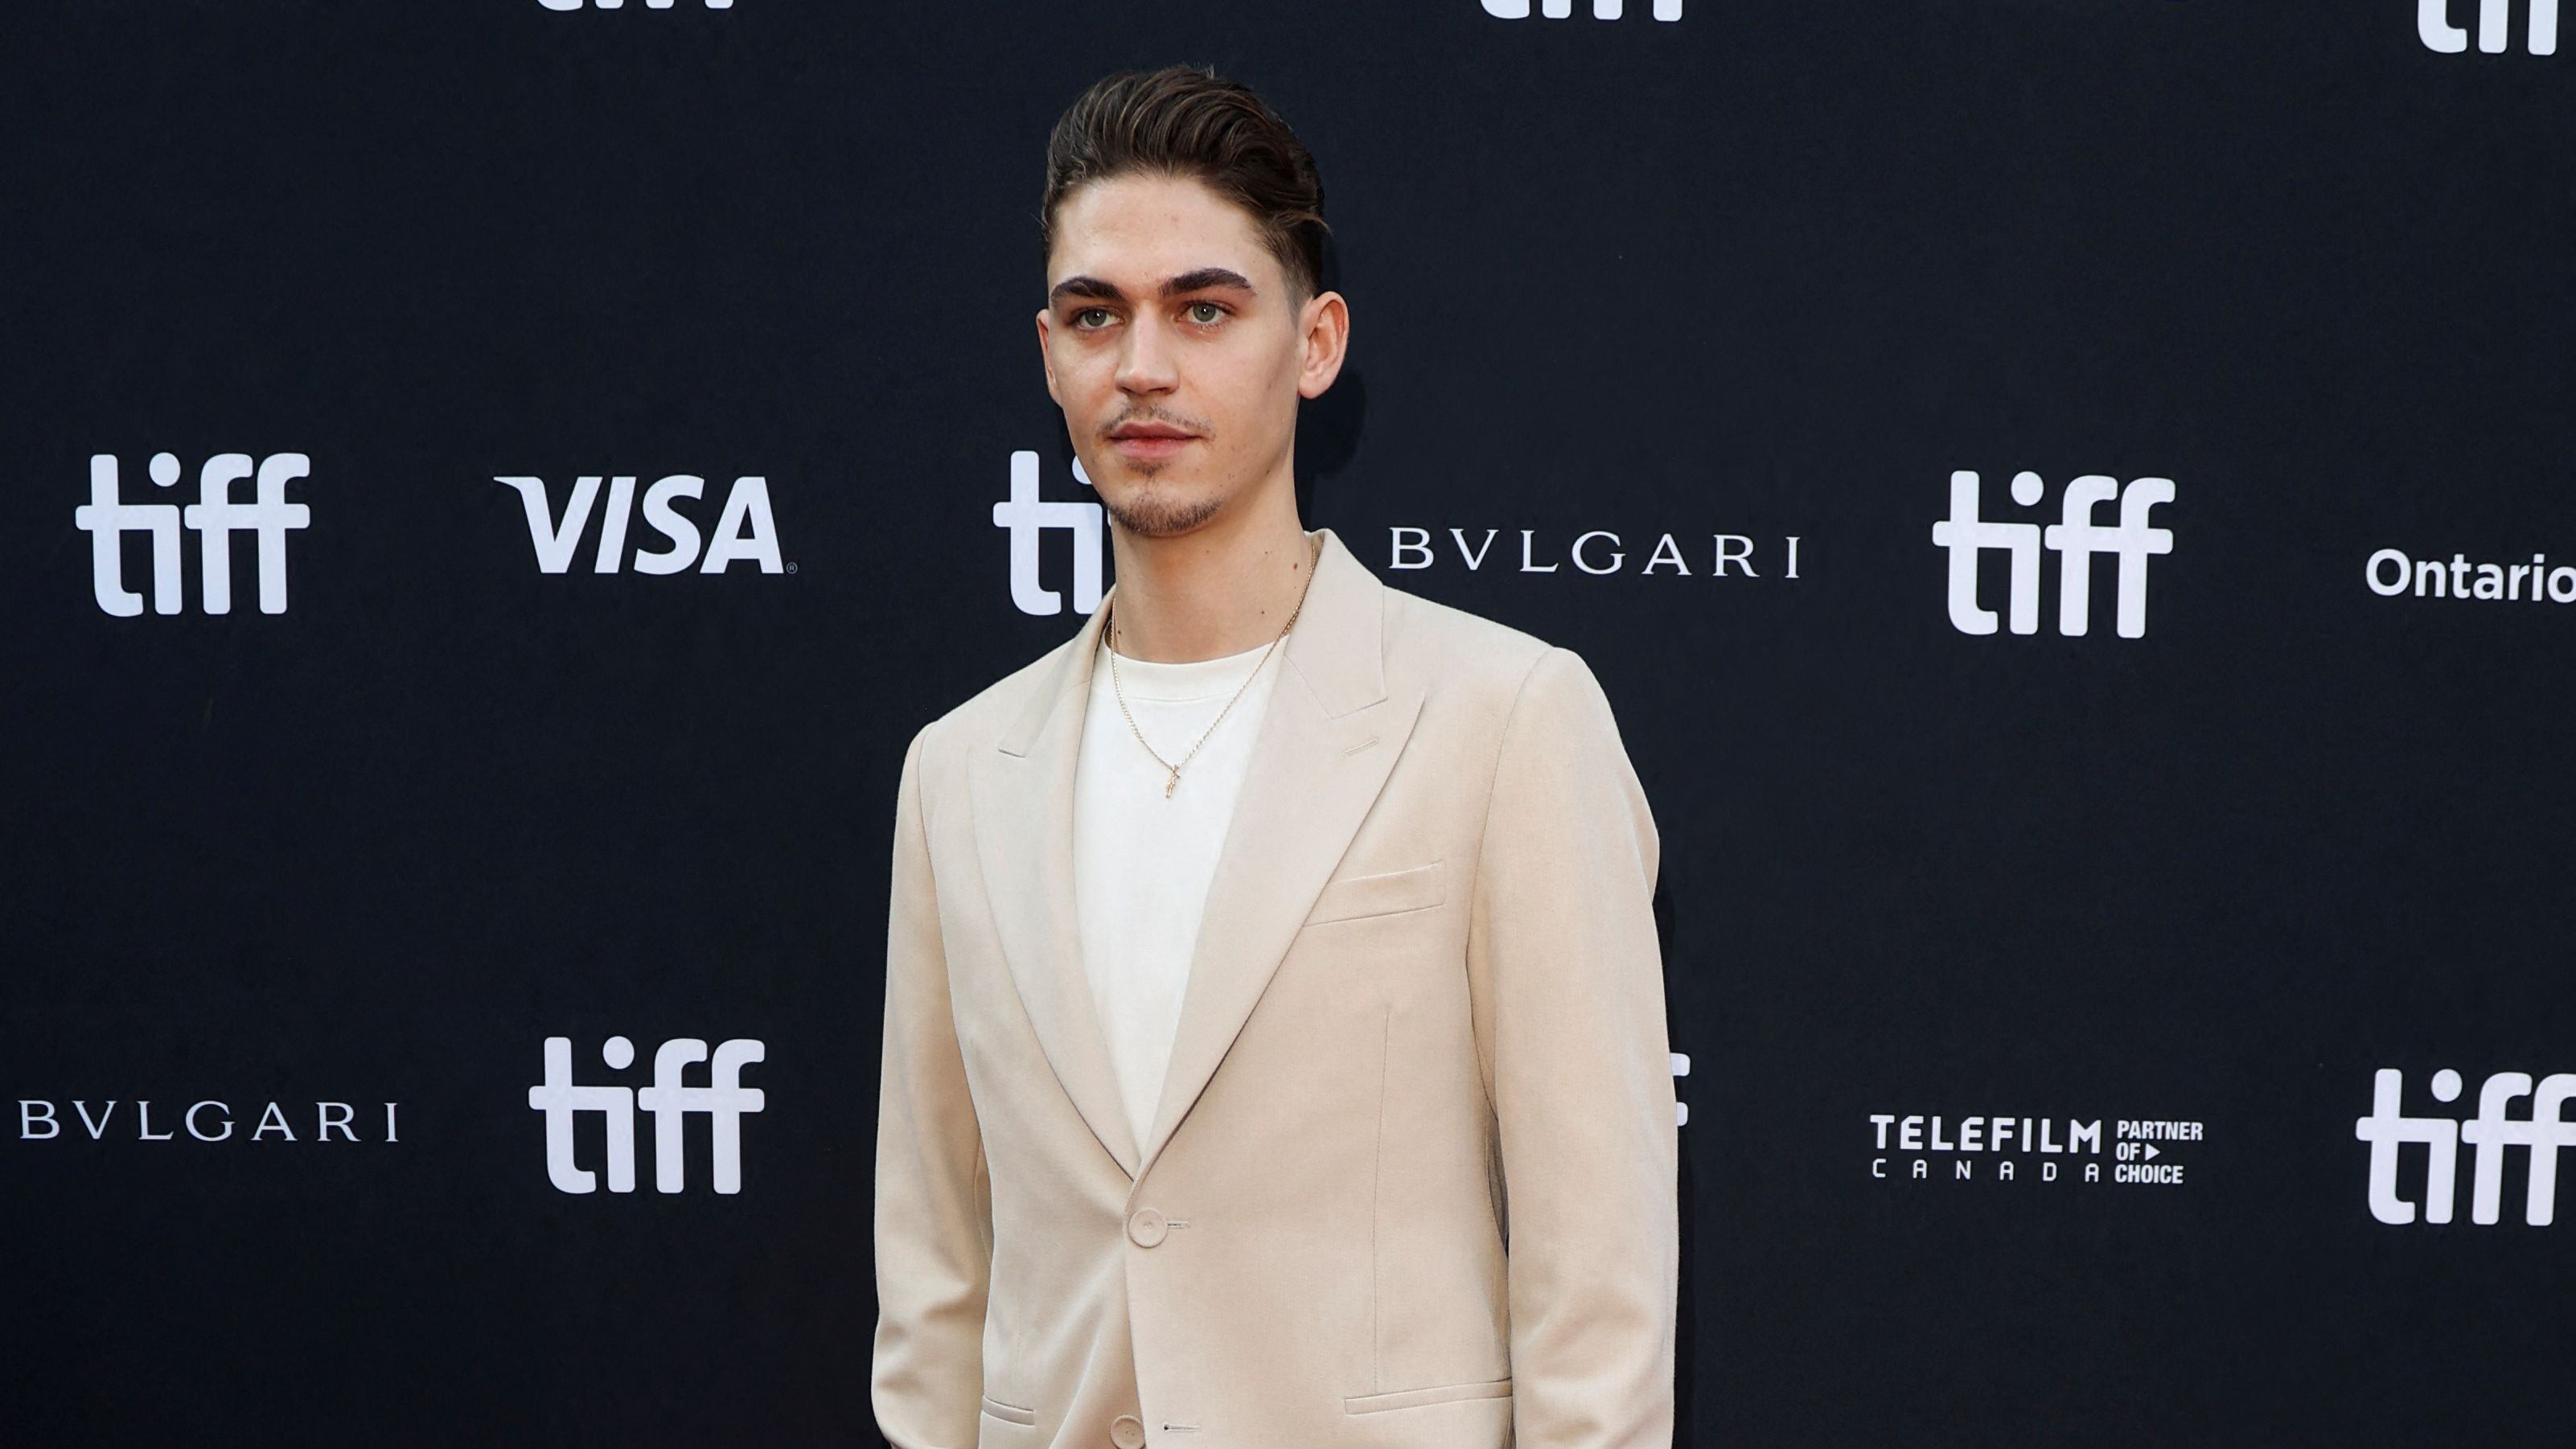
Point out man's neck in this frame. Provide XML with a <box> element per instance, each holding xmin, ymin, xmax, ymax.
<box><xmin>1103</xmin><ymin>499</ymin><xmax>1317</xmax><ymax>665</ymax></box>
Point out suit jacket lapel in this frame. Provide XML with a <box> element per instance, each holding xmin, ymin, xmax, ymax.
<box><xmin>1140</xmin><ymin>531</ymin><xmax>1424</xmax><ymax>1179</ymax></box>
<box><xmin>968</xmin><ymin>527</ymin><xmax>1424</xmax><ymax>1185</ymax></box>
<box><xmin>971</xmin><ymin>584</ymin><xmax>1140</xmax><ymax>1176</ymax></box>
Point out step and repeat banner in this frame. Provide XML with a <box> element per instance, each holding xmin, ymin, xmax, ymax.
<box><xmin>5</xmin><ymin>2</ymin><xmax>2568</xmax><ymax>1445</ymax></box>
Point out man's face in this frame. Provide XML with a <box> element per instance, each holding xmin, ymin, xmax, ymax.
<box><xmin>1037</xmin><ymin>172</ymin><xmax>1345</xmax><ymax>540</ymax></box>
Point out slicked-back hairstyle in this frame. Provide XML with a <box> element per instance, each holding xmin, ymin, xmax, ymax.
<box><xmin>1041</xmin><ymin>66</ymin><xmax>1329</xmax><ymax>300</ymax></box>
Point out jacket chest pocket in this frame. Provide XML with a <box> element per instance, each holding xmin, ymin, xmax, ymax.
<box><xmin>1302</xmin><ymin>859</ymin><xmax>1445</xmax><ymax>926</ymax></box>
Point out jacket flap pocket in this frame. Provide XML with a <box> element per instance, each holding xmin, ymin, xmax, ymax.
<box><xmin>979</xmin><ymin>1395</ymin><xmax>1037</xmax><ymax>1426</ymax></box>
<box><xmin>1303</xmin><ymin>859</ymin><xmax>1445</xmax><ymax>926</ymax></box>
<box><xmin>1343</xmin><ymin>1375</ymin><xmax>1513</xmax><ymax>1414</ymax></box>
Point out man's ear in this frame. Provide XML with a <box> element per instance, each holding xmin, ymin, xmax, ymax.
<box><xmin>1035</xmin><ymin>309</ymin><xmax>1061</xmax><ymax>404</ymax></box>
<box><xmin>1296</xmin><ymin>289</ymin><xmax>1350</xmax><ymax>400</ymax></box>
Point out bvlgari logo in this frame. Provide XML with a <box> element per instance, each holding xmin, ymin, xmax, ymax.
<box><xmin>18</xmin><ymin>1098</ymin><xmax>398</xmax><ymax>1144</ymax></box>
<box><xmin>1388</xmin><ymin>528</ymin><xmax>1802</xmax><ymax>581</ymax></box>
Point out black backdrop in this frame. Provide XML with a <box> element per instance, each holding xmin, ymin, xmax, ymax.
<box><xmin>6</xmin><ymin>2</ymin><xmax>2571</xmax><ymax>1446</ymax></box>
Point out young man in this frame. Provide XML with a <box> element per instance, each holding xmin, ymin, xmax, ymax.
<box><xmin>873</xmin><ymin>67</ymin><xmax>1677</xmax><ymax>1449</ymax></box>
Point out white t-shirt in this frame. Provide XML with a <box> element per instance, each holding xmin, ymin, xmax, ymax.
<box><xmin>1072</xmin><ymin>628</ymin><xmax>1287</xmax><ymax>1152</ymax></box>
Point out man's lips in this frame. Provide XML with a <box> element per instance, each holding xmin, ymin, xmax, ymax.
<box><xmin>1107</xmin><ymin>425</ymin><xmax>1199</xmax><ymax>458</ymax></box>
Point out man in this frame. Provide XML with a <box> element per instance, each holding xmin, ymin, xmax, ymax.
<box><xmin>873</xmin><ymin>66</ymin><xmax>1677</xmax><ymax>1449</ymax></box>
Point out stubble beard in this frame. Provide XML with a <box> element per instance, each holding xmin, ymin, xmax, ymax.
<box><xmin>1100</xmin><ymin>469</ymin><xmax>1226</xmax><ymax>540</ymax></box>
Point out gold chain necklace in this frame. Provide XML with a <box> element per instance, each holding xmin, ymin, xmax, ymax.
<box><xmin>1103</xmin><ymin>535</ymin><xmax>1320</xmax><ymax>798</ymax></box>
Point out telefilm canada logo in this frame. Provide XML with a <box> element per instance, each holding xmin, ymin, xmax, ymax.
<box><xmin>995</xmin><ymin>450</ymin><xmax>1106</xmax><ymax>617</ymax></box>
<box><xmin>528</xmin><ymin>1036</ymin><xmax>766</xmax><ymax>1196</ymax></box>
<box><xmin>1868</xmin><ymin>1110</ymin><xmax>2201</xmax><ymax>1187</ymax></box>
<box><xmin>75</xmin><ymin>453</ymin><xmax>314</xmax><ymax>617</ymax></box>
<box><xmin>497</xmin><ymin>474</ymin><xmax>787</xmax><ymax>576</ymax></box>
<box><xmin>1483</xmin><ymin>0</ymin><xmax>1684</xmax><ymax>19</ymax></box>
<box><xmin>19</xmin><ymin>1098</ymin><xmax>398</xmax><ymax>1145</ymax></box>
<box><xmin>1388</xmin><ymin>528</ymin><xmax>1802</xmax><ymax>582</ymax></box>
<box><xmin>2420</xmin><ymin>0</ymin><xmax>2560</xmax><ymax>55</ymax></box>
<box><xmin>2356</xmin><ymin>1068</ymin><xmax>2576</xmax><ymax>1227</ymax></box>
<box><xmin>1933</xmin><ymin>470</ymin><xmax>2175</xmax><ymax>638</ymax></box>
<box><xmin>2365</xmin><ymin>547</ymin><xmax>2576</xmax><ymax>606</ymax></box>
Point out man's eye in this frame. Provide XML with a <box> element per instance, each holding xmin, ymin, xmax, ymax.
<box><xmin>1074</xmin><ymin>308</ymin><xmax>1114</xmax><ymax>330</ymax></box>
<box><xmin>1187</xmin><ymin>302</ymin><xmax>1225</xmax><ymax>325</ymax></box>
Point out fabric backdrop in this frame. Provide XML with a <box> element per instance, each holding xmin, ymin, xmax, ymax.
<box><xmin>5</xmin><ymin>2</ymin><xmax>2570</xmax><ymax>1444</ymax></box>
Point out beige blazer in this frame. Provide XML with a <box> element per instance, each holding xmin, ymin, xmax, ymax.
<box><xmin>873</xmin><ymin>526</ymin><xmax>1677</xmax><ymax>1448</ymax></box>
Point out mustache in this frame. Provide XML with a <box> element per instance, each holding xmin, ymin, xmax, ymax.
<box><xmin>1101</xmin><ymin>405</ymin><xmax>1213</xmax><ymax>437</ymax></box>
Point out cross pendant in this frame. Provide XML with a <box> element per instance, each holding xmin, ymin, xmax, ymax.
<box><xmin>1164</xmin><ymin>766</ymin><xmax>1181</xmax><ymax>798</ymax></box>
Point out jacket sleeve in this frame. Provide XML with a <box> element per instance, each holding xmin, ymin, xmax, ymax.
<box><xmin>1469</xmin><ymin>646</ymin><xmax>1679</xmax><ymax>1448</ymax></box>
<box><xmin>871</xmin><ymin>721</ymin><xmax>995</xmax><ymax>1449</ymax></box>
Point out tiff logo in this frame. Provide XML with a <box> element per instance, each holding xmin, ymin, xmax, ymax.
<box><xmin>995</xmin><ymin>450</ymin><xmax>1105</xmax><ymax>616</ymax></box>
<box><xmin>528</xmin><ymin>1036</ymin><xmax>766</xmax><ymax>1195</ymax></box>
<box><xmin>2421</xmin><ymin>0</ymin><xmax>2560</xmax><ymax>54</ymax></box>
<box><xmin>2356</xmin><ymin>1068</ymin><xmax>2576</xmax><ymax>1226</ymax></box>
<box><xmin>1485</xmin><ymin>0</ymin><xmax>1684</xmax><ymax>18</ymax></box>
<box><xmin>497</xmin><ymin>474</ymin><xmax>783</xmax><ymax>575</ymax></box>
<box><xmin>75</xmin><ymin>453</ymin><xmax>313</xmax><ymax>617</ymax></box>
<box><xmin>1932</xmin><ymin>471</ymin><xmax>2175</xmax><ymax>638</ymax></box>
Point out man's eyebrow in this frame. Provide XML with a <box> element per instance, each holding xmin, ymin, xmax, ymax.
<box><xmin>1048</xmin><ymin>275</ymin><xmax>1125</xmax><ymax>306</ymax></box>
<box><xmin>1046</xmin><ymin>268</ymin><xmax>1258</xmax><ymax>308</ymax></box>
<box><xmin>1161</xmin><ymin>268</ymin><xmax>1255</xmax><ymax>298</ymax></box>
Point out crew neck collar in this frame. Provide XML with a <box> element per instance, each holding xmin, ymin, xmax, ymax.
<box><xmin>1095</xmin><ymin>634</ymin><xmax>1278</xmax><ymax>703</ymax></box>
<box><xmin>1000</xmin><ymin>527</ymin><xmax>1388</xmax><ymax>760</ymax></box>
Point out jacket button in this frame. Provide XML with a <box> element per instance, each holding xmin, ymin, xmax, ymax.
<box><xmin>1125</xmin><ymin>1208</ymin><xmax>1168</xmax><ymax>1247</ymax></box>
<box><xmin>1111</xmin><ymin>1413</ymin><xmax>1147</xmax><ymax>1448</ymax></box>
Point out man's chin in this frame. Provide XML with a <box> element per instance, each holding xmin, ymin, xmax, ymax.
<box><xmin>1099</xmin><ymin>474</ymin><xmax>1227</xmax><ymax>539</ymax></box>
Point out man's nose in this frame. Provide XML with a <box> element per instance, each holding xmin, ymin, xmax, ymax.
<box><xmin>1115</xmin><ymin>317</ymin><xmax>1179</xmax><ymax>395</ymax></box>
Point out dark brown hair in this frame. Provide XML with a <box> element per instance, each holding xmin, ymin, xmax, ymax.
<box><xmin>1041</xmin><ymin>66</ymin><xmax>1329</xmax><ymax>299</ymax></box>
